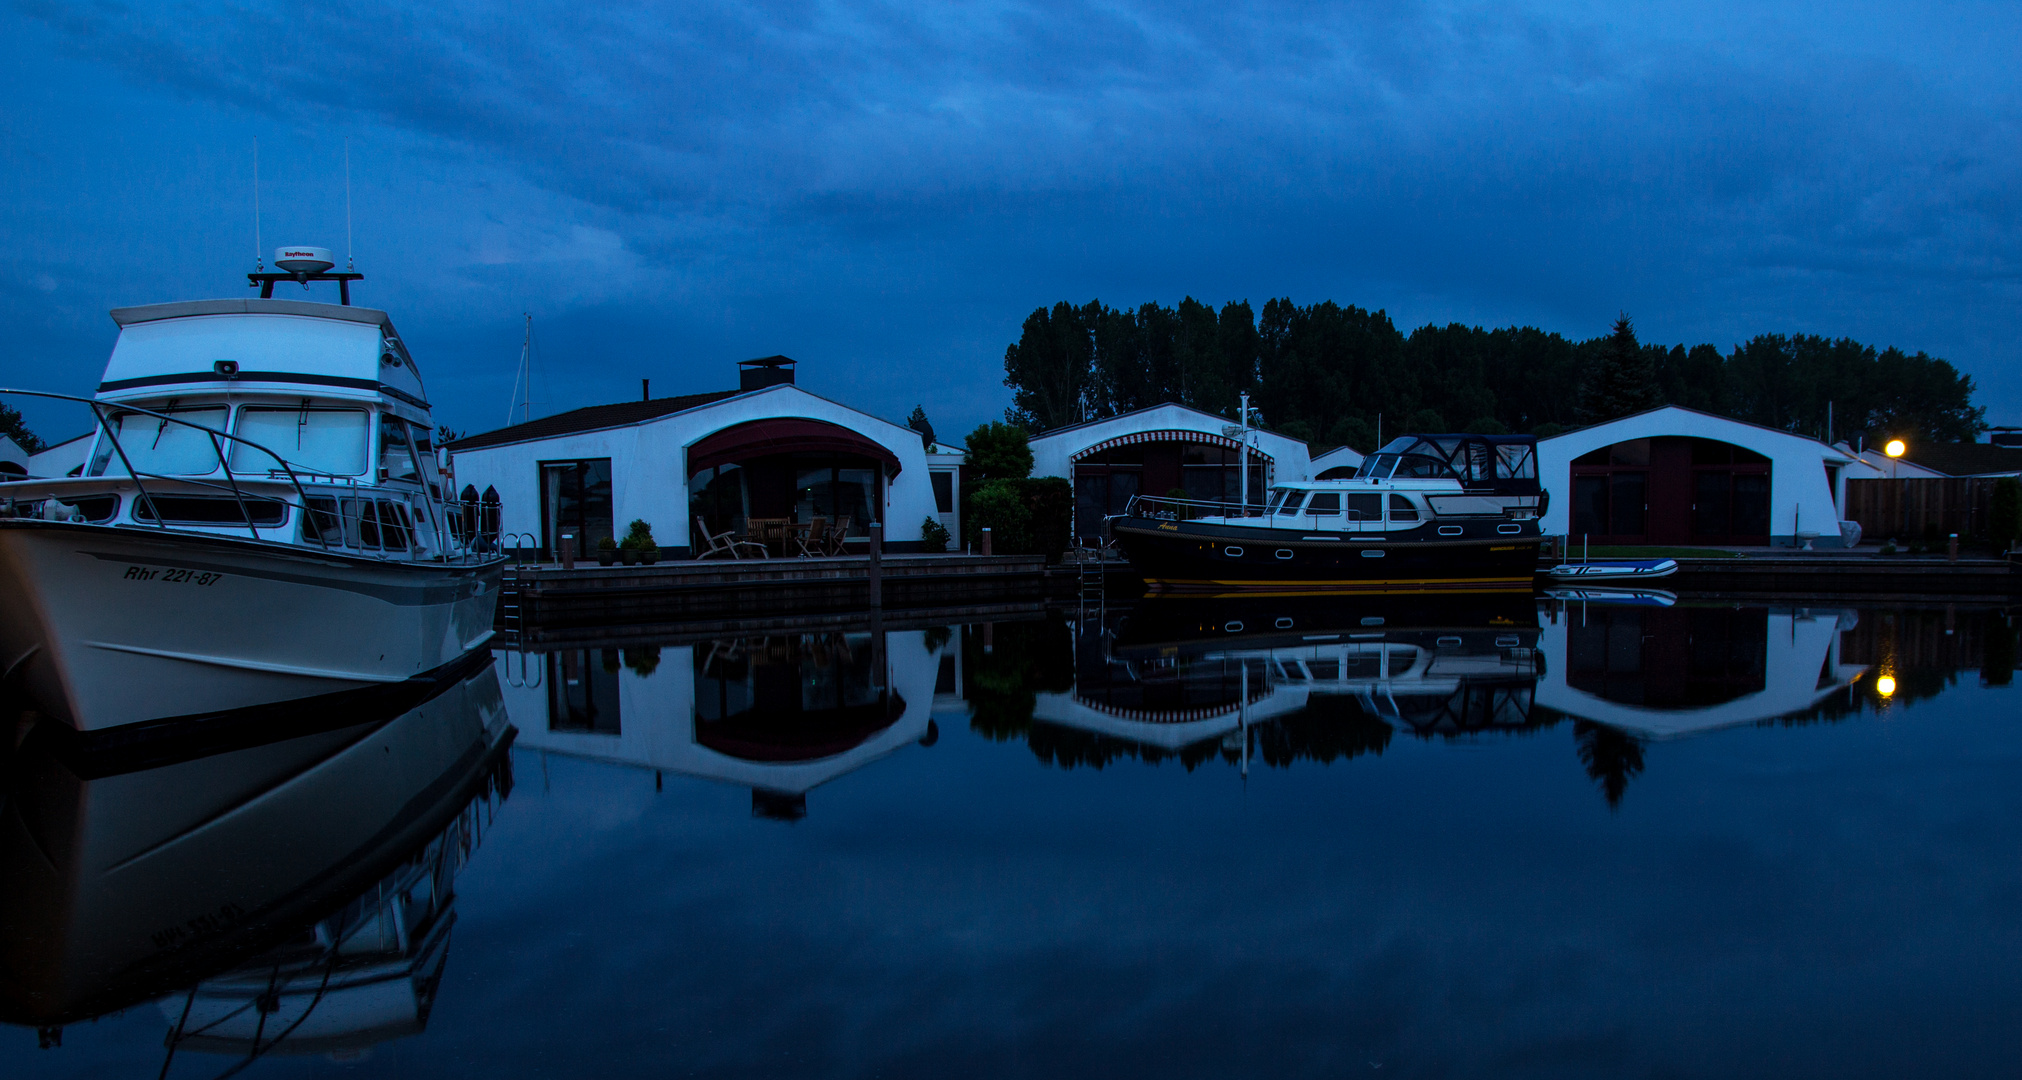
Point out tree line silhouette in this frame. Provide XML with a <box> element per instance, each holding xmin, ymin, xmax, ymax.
<box><xmin>1002</xmin><ymin>299</ymin><xmax>1984</xmax><ymax>449</ymax></box>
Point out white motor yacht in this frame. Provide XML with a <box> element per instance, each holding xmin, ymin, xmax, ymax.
<box><xmin>0</xmin><ymin>262</ymin><xmax>505</xmax><ymax>736</ymax></box>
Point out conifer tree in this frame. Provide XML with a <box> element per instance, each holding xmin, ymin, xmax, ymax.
<box><xmin>1576</xmin><ymin>314</ymin><xmax>1663</xmax><ymax>424</ymax></box>
<box><xmin>906</xmin><ymin>405</ymin><xmax>935</xmax><ymax>450</ymax></box>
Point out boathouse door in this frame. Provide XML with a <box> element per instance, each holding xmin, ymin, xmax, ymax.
<box><xmin>1569</xmin><ymin>437</ymin><xmax>1770</xmax><ymax>546</ymax></box>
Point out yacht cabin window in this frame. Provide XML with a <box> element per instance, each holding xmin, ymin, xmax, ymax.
<box><xmin>230</xmin><ymin>406</ymin><xmax>368</xmax><ymax>476</ymax></box>
<box><xmin>90</xmin><ymin>406</ymin><xmax>229</xmax><ymax>476</ymax></box>
<box><xmin>1388</xmin><ymin>494</ymin><xmax>1420</xmax><ymax>522</ymax></box>
<box><xmin>1270</xmin><ymin>490</ymin><xmax>1303</xmax><ymax>513</ymax></box>
<box><xmin>1348</xmin><ymin>493</ymin><xmax>1382</xmax><ymax>521</ymax></box>
<box><xmin>1305</xmin><ymin>492</ymin><xmax>1341</xmax><ymax>515</ymax></box>
<box><xmin>379</xmin><ymin>415</ymin><xmax>423</xmax><ymax>484</ymax></box>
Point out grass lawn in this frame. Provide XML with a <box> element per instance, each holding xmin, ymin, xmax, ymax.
<box><xmin>1563</xmin><ymin>545</ymin><xmax>1745</xmax><ymax>560</ymax></box>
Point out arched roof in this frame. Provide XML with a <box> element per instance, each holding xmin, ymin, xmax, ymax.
<box><xmin>689</xmin><ymin>417</ymin><xmax>903</xmax><ymax>474</ymax></box>
<box><xmin>1071</xmin><ymin>428</ymin><xmax>1275</xmax><ymax>464</ymax></box>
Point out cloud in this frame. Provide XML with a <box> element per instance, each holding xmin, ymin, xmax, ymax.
<box><xmin>8</xmin><ymin>0</ymin><xmax>2022</xmax><ymax>438</ymax></box>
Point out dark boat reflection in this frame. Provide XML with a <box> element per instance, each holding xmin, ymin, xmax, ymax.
<box><xmin>500</xmin><ymin>624</ymin><xmax>950</xmax><ymax>818</ymax></box>
<box><xmin>972</xmin><ymin>598</ymin><xmax>1545</xmax><ymax>770</ymax></box>
<box><xmin>0</xmin><ymin>656</ymin><xmax>514</xmax><ymax>1062</ymax></box>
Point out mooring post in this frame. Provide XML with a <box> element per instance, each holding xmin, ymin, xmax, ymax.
<box><xmin>868</xmin><ymin>520</ymin><xmax>883</xmax><ymax>608</ymax></box>
<box><xmin>560</xmin><ymin>531</ymin><xmax>576</xmax><ymax>570</ymax></box>
<box><xmin>982</xmin><ymin>526</ymin><xmax>993</xmax><ymax>557</ymax></box>
<box><xmin>1949</xmin><ymin>533</ymin><xmax>1959</xmax><ymax>562</ymax></box>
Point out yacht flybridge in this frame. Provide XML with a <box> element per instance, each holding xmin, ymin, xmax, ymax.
<box><xmin>1108</xmin><ymin>433</ymin><xmax>1546</xmax><ymax>594</ymax></box>
<box><xmin>0</xmin><ymin>258</ymin><xmax>505</xmax><ymax>734</ymax></box>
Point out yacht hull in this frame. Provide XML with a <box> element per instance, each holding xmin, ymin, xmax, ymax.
<box><xmin>1111</xmin><ymin>515</ymin><xmax>1541</xmax><ymax>595</ymax></box>
<box><xmin>0</xmin><ymin>520</ymin><xmax>503</xmax><ymax>731</ymax></box>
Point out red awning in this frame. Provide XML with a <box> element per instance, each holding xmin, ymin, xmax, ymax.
<box><xmin>687</xmin><ymin>418</ymin><xmax>903</xmax><ymax>475</ymax></box>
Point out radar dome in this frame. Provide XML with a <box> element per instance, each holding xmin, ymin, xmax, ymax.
<box><xmin>273</xmin><ymin>246</ymin><xmax>335</xmax><ymax>275</ymax></box>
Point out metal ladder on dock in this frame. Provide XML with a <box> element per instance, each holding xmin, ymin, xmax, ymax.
<box><xmin>496</xmin><ymin>533</ymin><xmax>537</xmax><ymax>641</ymax></box>
<box><xmin>1073</xmin><ymin>545</ymin><xmax>1106</xmax><ymax>624</ymax></box>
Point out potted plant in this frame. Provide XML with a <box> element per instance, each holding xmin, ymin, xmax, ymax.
<box><xmin>596</xmin><ymin>535</ymin><xmax>619</xmax><ymax>566</ymax></box>
<box><xmin>620</xmin><ymin>519</ymin><xmax>659</xmax><ymax>565</ymax></box>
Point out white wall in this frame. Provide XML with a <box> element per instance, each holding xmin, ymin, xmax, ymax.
<box><xmin>1538</xmin><ymin>407</ymin><xmax>1861</xmax><ymax>546</ymax></box>
<box><xmin>449</xmin><ymin>384</ymin><xmax>938</xmax><ymax>554</ymax></box>
<box><xmin>27</xmin><ymin>434</ymin><xmax>94</xmax><ymax>478</ymax></box>
<box><xmin>1028</xmin><ymin>403</ymin><xmax>1315</xmax><ymax>482</ymax></box>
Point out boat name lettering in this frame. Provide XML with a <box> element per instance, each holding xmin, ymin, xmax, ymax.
<box><xmin>124</xmin><ymin>565</ymin><xmax>224</xmax><ymax>586</ymax></box>
<box><xmin>1158</xmin><ymin>522</ymin><xmax>1179</xmax><ymax>531</ymax></box>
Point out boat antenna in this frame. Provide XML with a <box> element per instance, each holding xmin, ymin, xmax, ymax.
<box><xmin>252</xmin><ymin>138</ymin><xmax>263</xmax><ymax>273</ymax></box>
<box><xmin>344</xmin><ymin>137</ymin><xmax>354</xmax><ymax>271</ymax></box>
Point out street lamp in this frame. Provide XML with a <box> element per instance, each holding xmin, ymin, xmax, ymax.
<box><xmin>1885</xmin><ymin>438</ymin><xmax>1905</xmax><ymax>480</ymax></box>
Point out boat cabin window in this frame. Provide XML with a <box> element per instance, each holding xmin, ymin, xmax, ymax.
<box><xmin>379</xmin><ymin>415</ymin><xmax>423</xmax><ymax>484</ymax></box>
<box><xmin>1347</xmin><ymin>493</ymin><xmax>1382</xmax><ymax>521</ymax></box>
<box><xmin>1359</xmin><ymin>455</ymin><xmax>1395</xmax><ymax>479</ymax></box>
<box><xmin>90</xmin><ymin>407</ymin><xmax>229</xmax><ymax>476</ymax></box>
<box><xmin>1389</xmin><ymin>494</ymin><xmax>1420</xmax><ymax>521</ymax></box>
<box><xmin>230</xmin><ymin>406</ymin><xmax>369</xmax><ymax>476</ymax></box>
<box><xmin>1304</xmin><ymin>492</ymin><xmax>1341</xmax><ymax>515</ymax></box>
<box><xmin>1269</xmin><ymin>489</ymin><xmax>1303</xmax><ymax>513</ymax></box>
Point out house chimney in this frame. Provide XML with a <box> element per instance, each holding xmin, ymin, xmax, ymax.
<box><xmin>737</xmin><ymin>355</ymin><xmax>796</xmax><ymax>392</ymax></box>
<box><xmin>642</xmin><ymin>378</ymin><xmax>650</xmax><ymax>402</ymax></box>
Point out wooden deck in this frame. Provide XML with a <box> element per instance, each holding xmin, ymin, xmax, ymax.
<box><xmin>506</xmin><ymin>553</ymin><xmax>1054</xmax><ymax>626</ymax></box>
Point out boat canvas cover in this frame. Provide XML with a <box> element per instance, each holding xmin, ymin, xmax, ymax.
<box><xmin>98</xmin><ymin>300</ymin><xmax>426</xmax><ymax>407</ymax></box>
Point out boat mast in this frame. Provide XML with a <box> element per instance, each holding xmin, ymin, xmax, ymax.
<box><xmin>1238</xmin><ymin>391</ymin><xmax>1251</xmax><ymax>511</ymax></box>
<box><xmin>507</xmin><ymin>314</ymin><xmax>532</xmax><ymax>425</ymax></box>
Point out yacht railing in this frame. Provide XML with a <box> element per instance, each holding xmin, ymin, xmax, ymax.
<box><xmin>0</xmin><ymin>388</ymin><xmax>497</xmax><ymax>564</ymax></box>
<box><xmin>1123</xmin><ymin>494</ymin><xmax>1270</xmax><ymax>521</ymax></box>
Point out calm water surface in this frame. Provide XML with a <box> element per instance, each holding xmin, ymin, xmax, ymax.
<box><xmin>5</xmin><ymin>597</ymin><xmax>2021</xmax><ymax>1078</ymax></box>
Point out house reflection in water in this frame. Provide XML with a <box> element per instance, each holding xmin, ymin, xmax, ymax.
<box><xmin>1536</xmin><ymin>603</ymin><xmax>1866</xmax><ymax>739</ymax></box>
<box><xmin>502</xmin><ymin>626</ymin><xmax>951</xmax><ymax>818</ymax></box>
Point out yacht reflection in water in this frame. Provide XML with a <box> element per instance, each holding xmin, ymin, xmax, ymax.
<box><xmin>1021</xmin><ymin>595</ymin><xmax>1882</xmax><ymax>806</ymax></box>
<box><xmin>0</xmin><ymin>657</ymin><xmax>513</xmax><ymax>1065</ymax></box>
<box><xmin>501</xmin><ymin>625</ymin><xmax>950</xmax><ymax>818</ymax></box>
<box><xmin>991</xmin><ymin>597</ymin><xmax>1546</xmax><ymax>771</ymax></box>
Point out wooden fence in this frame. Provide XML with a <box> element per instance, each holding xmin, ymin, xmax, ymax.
<box><xmin>1844</xmin><ymin>478</ymin><xmax>1994</xmax><ymax>541</ymax></box>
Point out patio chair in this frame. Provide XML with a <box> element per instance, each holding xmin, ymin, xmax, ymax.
<box><xmin>799</xmin><ymin>517</ymin><xmax>828</xmax><ymax>558</ymax></box>
<box><xmin>824</xmin><ymin>515</ymin><xmax>852</xmax><ymax>556</ymax></box>
<box><xmin>693</xmin><ymin>515</ymin><xmax>768</xmax><ymax>560</ymax></box>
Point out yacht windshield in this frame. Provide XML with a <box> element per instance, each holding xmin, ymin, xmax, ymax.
<box><xmin>89</xmin><ymin>407</ymin><xmax>229</xmax><ymax>476</ymax></box>
<box><xmin>231</xmin><ymin>407</ymin><xmax>369</xmax><ymax>476</ymax></box>
<box><xmin>1390</xmin><ymin>454</ymin><xmax>1457</xmax><ymax>480</ymax></box>
<box><xmin>379</xmin><ymin>416</ymin><xmax>422</xmax><ymax>484</ymax></box>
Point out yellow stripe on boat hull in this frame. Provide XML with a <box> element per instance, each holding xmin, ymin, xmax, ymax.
<box><xmin>1143</xmin><ymin>576</ymin><xmax>1536</xmax><ymax>598</ymax></box>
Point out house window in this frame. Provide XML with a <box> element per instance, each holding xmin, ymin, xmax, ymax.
<box><xmin>541</xmin><ymin>459</ymin><xmax>615</xmax><ymax>556</ymax></box>
<box><xmin>931</xmin><ymin>471</ymin><xmax>955</xmax><ymax>514</ymax></box>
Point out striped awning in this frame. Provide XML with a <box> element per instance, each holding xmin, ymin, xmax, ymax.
<box><xmin>1070</xmin><ymin>428</ymin><xmax>1276</xmax><ymax>464</ymax></box>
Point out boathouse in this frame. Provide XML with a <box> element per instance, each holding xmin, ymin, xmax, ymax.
<box><xmin>1027</xmin><ymin>403</ymin><xmax>1315</xmax><ymax>544</ymax></box>
<box><xmin>1538</xmin><ymin>407</ymin><xmax>1863</xmax><ymax>548</ymax></box>
<box><xmin>445</xmin><ymin>357</ymin><xmax>946</xmax><ymax>557</ymax></box>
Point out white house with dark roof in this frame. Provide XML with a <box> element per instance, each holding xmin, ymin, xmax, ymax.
<box><xmin>445</xmin><ymin>357</ymin><xmax>947</xmax><ymax>557</ymax></box>
<box><xmin>1027</xmin><ymin>403</ymin><xmax>1316</xmax><ymax>544</ymax></box>
<box><xmin>1538</xmin><ymin>406</ymin><xmax>1865</xmax><ymax>548</ymax></box>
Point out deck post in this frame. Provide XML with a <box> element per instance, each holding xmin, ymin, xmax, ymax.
<box><xmin>981</xmin><ymin>527</ymin><xmax>993</xmax><ymax>557</ymax></box>
<box><xmin>867</xmin><ymin>520</ymin><xmax>883</xmax><ymax>607</ymax></box>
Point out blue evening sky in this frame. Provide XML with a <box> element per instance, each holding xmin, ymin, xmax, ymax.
<box><xmin>4</xmin><ymin>1</ymin><xmax>2020</xmax><ymax>444</ymax></box>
